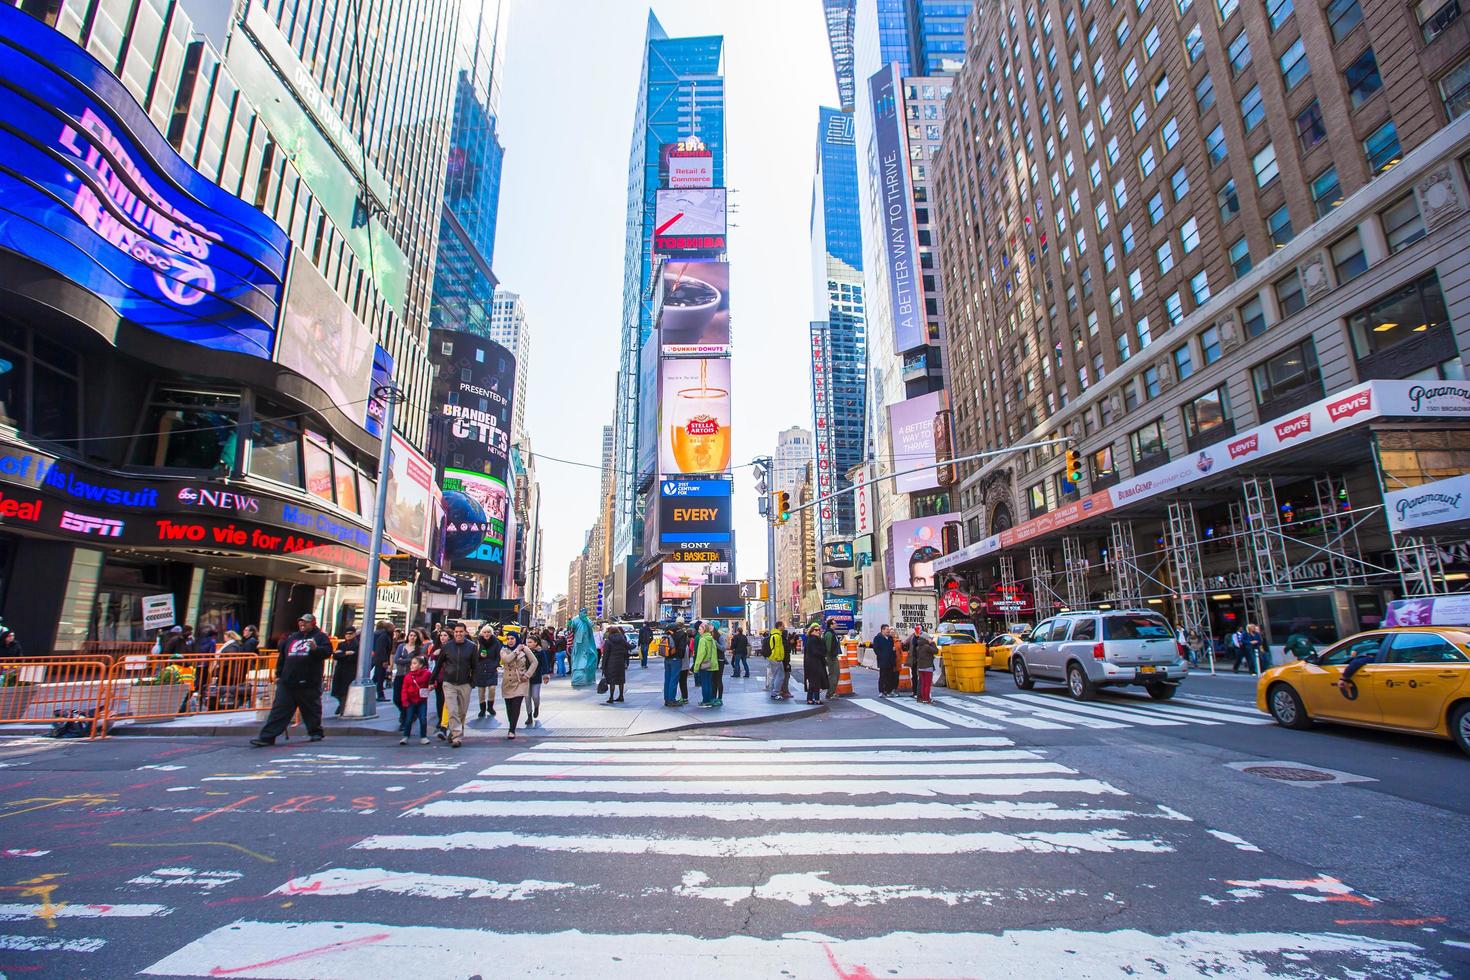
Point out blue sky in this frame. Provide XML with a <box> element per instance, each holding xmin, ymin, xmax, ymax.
<box><xmin>494</xmin><ymin>0</ymin><xmax>837</xmax><ymax>600</ymax></box>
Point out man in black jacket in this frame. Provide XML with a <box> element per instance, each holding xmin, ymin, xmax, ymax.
<box><xmin>872</xmin><ymin>624</ymin><xmax>897</xmax><ymax>696</ymax></box>
<box><xmin>240</xmin><ymin>625</ymin><xmax>260</xmax><ymax>653</ymax></box>
<box><xmin>370</xmin><ymin>621</ymin><xmax>394</xmax><ymax>701</ymax></box>
<box><xmin>823</xmin><ymin>619</ymin><xmax>841</xmax><ymax>699</ymax></box>
<box><xmin>435</xmin><ymin>622</ymin><xmax>478</xmax><ymax>747</ymax></box>
<box><xmin>638</xmin><ymin>623</ymin><xmax>653</xmax><ymax>669</ymax></box>
<box><xmin>250</xmin><ymin>613</ymin><xmax>333</xmax><ymax>746</ymax></box>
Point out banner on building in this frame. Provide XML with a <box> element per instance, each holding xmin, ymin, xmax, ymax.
<box><xmin>810</xmin><ymin>323</ymin><xmax>838</xmax><ymax>537</ymax></box>
<box><xmin>886</xmin><ymin>512</ymin><xmax>959</xmax><ymax>589</ymax></box>
<box><xmin>661</xmin><ymin>142</ymin><xmax>714</xmax><ymax>188</ymax></box>
<box><xmin>868</xmin><ymin>64</ymin><xmax>926</xmax><ymax>354</ymax></box>
<box><xmin>659</xmin><ymin>261</ymin><xmax>730</xmax><ymax>355</ymax></box>
<box><xmin>277</xmin><ymin>256</ymin><xmax>377</xmax><ymax>426</ymax></box>
<box><xmin>654</xmin><ymin>188</ymin><xmax>727</xmax><ymax>254</ymax></box>
<box><xmin>385</xmin><ymin>432</ymin><xmax>435</xmax><ymax>560</ymax></box>
<box><xmin>660</xmin><ymin>358</ymin><xmax>731</xmax><ymax>476</ymax></box>
<box><xmin>854</xmin><ymin>463</ymin><xmax>874</xmax><ymax>536</ymax></box>
<box><xmin>887</xmin><ymin>391</ymin><xmax>948</xmax><ymax>494</ymax></box>
<box><xmin>1384</xmin><ymin>472</ymin><xmax>1470</xmax><ymax>532</ymax></box>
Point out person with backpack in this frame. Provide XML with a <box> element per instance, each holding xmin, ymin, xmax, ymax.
<box><xmin>1284</xmin><ymin>621</ymin><xmax>1316</xmax><ymax>663</ymax></box>
<box><xmin>663</xmin><ymin>619</ymin><xmax>686</xmax><ymax>707</ymax></box>
<box><xmin>398</xmin><ymin>655</ymin><xmax>433</xmax><ymax>745</ymax></box>
<box><xmin>765</xmin><ymin>626</ymin><xmax>786</xmax><ymax>698</ymax></box>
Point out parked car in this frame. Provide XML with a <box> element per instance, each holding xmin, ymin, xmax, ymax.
<box><xmin>1257</xmin><ymin>626</ymin><xmax>1470</xmax><ymax>755</ymax></box>
<box><xmin>1010</xmin><ymin>610</ymin><xmax>1189</xmax><ymax>700</ymax></box>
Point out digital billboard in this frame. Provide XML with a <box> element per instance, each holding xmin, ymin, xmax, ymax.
<box><xmin>654</xmin><ymin>188</ymin><xmax>727</xmax><ymax>254</ymax></box>
<box><xmin>888</xmin><ymin>391</ymin><xmax>949</xmax><ymax>494</ymax></box>
<box><xmin>659</xmin><ymin>261</ymin><xmax>730</xmax><ymax>355</ymax></box>
<box><xmin>364</xmin><ymin>345</ymin><xmax>394</xmax><ymax>438</ymax></box>
<box><xmin>658</xmin><ymin>477</ymin><xmax>732</xmax><ymax>546</ymax></box>
<box><xmin>429</xmin><ymin>331</ymin><xmax>516</xmax><ymax>482</ymax></box>
<box><xmin>887</xmin><ymin>512</ymin><xmax>960</xmax><ymax>589</ymax></box>
<box><xmin>276</xmin><ymin>256</ymin><xmax>376</xmax><ymax>423</ymax></box>
<box><xmin>660</xmin><ymin>143</ymin><xmax>714</xmax><ymax>188</ymax></box>
<box><xmin>384</xmin><ymin>432</ymin><xmax>435</xmax><ymax>560</ymax></box>
<box><xmin>636</xmin><ymin>331</ymin><xmax>660</xmax><ymax>479</ymax></box>
<box><xmin>0</xmin><ymin>6</ymin><xmax>290</xmax><ymax>358</ymax></box>
<box><xmin>660</xmin><ymin>358</ymin><xmax>731</xmax><ymax>476</ymax></box>
<box><xmin>661</xmin><ymin>561</ymin><xmax>728</xmax><ymax>599</ymax></box>
<box><xmin>441</xmin><ymin>467</ymin><xmax>509</xmax><ymax>570</ymax></box>
<box><xmin>869</xmin><ymin>65</ymin><xmax>926</xmax><ymax>354</ymax></box>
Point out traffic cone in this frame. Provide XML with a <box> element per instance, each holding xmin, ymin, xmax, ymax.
<box><xmin>835</xmin><ymin>648</ymin><xmax>854</xmax><ymax>696</ymax></box>
<box><xmin>898</xmin><ymin>646</ymin><xmax>913</xmax><ymax>692</ymax></box>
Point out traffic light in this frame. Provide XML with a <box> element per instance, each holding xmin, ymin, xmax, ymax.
<box><xmin>773</xmin><ymin>490</ymin><xmax>791</xmax><ymax>525</ymax></box>
<box><xmin>1064</xmin><ymin>447</ymin><xmax>1083</xmax><ymax>485</ymax></box>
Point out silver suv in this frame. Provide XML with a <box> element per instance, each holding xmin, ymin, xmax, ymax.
<box><xmin>1010</xmin><ymin>610</ymin><xmax>1189</xmax><ymax>701</ymax></box>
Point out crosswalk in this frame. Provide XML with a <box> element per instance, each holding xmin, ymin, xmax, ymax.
<box><xmin>852</xmin><ymin>690</ymin><xmax>1275</xmax><ymax>734</ymax></box>
<box><xmin>133</xmin><ymin>736</ymin><xmax>1449</xmax><ymax>978</ymax></box>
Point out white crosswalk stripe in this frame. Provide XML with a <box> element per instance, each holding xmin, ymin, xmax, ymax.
<box><xmin>851</xmin><ymin>689</ymin><xmax>1272</xmax><ymax>734</ymax></box>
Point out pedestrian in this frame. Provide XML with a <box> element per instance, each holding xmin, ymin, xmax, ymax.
<box><xmin>398</xmin><ymin>655</ymin><xmax>433</xmax><ymax>745</ymax></box>
<box><xmin>331</xmin><ymin>627</ymin><xmax>358</xmax><ymax>715</ymax></box>
<box><xmin>195</xmin><ymin>626</ymin><xmax>217</xmax><ymax>656</ymax></box>
<box><xmin>1228</xmin><ymin>626</ymin><xmax>1248</xmax><ymax>673</ymax></box>
<box><xmin>823</xmin><ymin>618</ymin><xmax>841</xmax><ymax>700</ymax></box>
<box><xmin>554</xmin><ymin>629</ymin><xmax>568</xmax><ymax>676</ymax></box>
<box><xmin>500</xmin><ymin>634</ymin><xmax>535</xmax><ymax>739</ymax></box>
<box><xmin>239</xmin><ymin>625</ymin><xmax>259</xmax><ymax>654</ymax></box>
<box><xmin>711</xmin><ymin>623</ymin><xmax>727</xmax><ymax>703</ymax></box>
<box><xmin>0</xmin><ymin>628</ymin><xmax>19</xmax><ymax>659</ymax></box>
<box><xmin>765</xmin><ymin>625</ymin><xmax>785</xmax><ymax>697</ymax></box>
<box><xmin>162</xmin><ymin>625</ymin><xmax>188</xmax><ymax>656</ymax></box>
<box><xmin>779</xmin><ymin>624</ymin><xmax>796</xmax><ymax>699</ymax></box>
<box><xmin>474</xmin><ymin>625</ymin><xmax>501</xmax><ymax>719</ymax></box>
<box><xmin>693</xmin><ymin>622</ymin><xmax>720</xmax><ymax>707</ymax></box>
<box><xmin>802</xmin><ymin>625</ymin><xmax>829</xmax><ymax>704</ymax></box>
<box><xmin>1243</xmin><ymin>622</ymin><xmax>1268</xmax><ymax>674</ymax></box>
<box><xmin>528</xmin><ymin>635</ymin><xmax>552</xmax><ymax>725</ymax></box>
<box><xmin>873</xmin><ymin>624</ymin><xmax>897</xmax><ymax>696</ymax></box>
<box><xmin>731</xmin><ymin>625</ymin><xmax>750</xmax><ymax>678</ymax></box>
<box><xmin>370</xmin><ymin>620</ymin><xmax>394</xmax><ymax>702</ymax></box>
<box><xmin>250</xmin><ymin>613</ymin><xmax>332</xmax><ymax>747</ymax></box>
<box><xmin>601</xmin><ymin>623</ymin><xmax>630</xmax><ymax>703</ymax></box>
<box><xmin>434</xmin><ymin>622</ymin><xmax>477</xmax><ymax>748</ymax></box>
<box><xmin>638</xmin><ymin>622</ymin><xmax>653</xmax><ymax>669</ymax></box>
<box><xmin>593</xmin><ymin>622</ymin><xmax>605</xmax><ymax>670</ymax></box>
<box><xmin>1284</xmin><ymin>621</ymin><xmax>1316</xmax><ymax>663</ymax></box>
<box><xmin>392</xmin><ymin>629</ymin><xmax>420</xmax><ymax>727</ymax></box>
<box><xmin>910</xmin><ymin>625</ymin><xmax>937</xmax><ymax>702</ymax></box>
<box><xmin>663</xmin><ymin>619</ymin><xmax>685</xmax><ymax>706</ymax></box>
<box><xmin>1185</xmin><ymin>627</ymin><xmax>1206</xmax><ymax>666</ymax></box>
<box><xmin>424</xmin><ymin>629</ymin><xmax>448</xmax><ymax>739</ymax></box>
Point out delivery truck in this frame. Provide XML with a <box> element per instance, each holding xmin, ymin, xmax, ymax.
<box><xmin>859</xmin><ymin>589</ymin><xmax>939</xmax><ymax>637</ymax></box>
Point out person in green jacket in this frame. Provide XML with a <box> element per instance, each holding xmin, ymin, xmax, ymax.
<box><xmin>693</xmin><ymin>623</ymin><xmax>720</xmax><ymax>707</ymax></box>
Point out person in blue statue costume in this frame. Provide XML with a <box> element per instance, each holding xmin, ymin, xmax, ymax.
<box><xmin>570</xmin><ymin>607</ymin><xmax>598</xmax><ymax>687</ymax></box>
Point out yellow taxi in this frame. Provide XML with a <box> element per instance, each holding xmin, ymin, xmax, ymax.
<box><xmin>985</xmin><ymin>633</ymin><xmax>1024</xmax><ymax>672</ymax></box>
<box><xmin>1257</xmin><ymin>626</ymin><xmax>1470</xmax><ymax>755</ymax></box>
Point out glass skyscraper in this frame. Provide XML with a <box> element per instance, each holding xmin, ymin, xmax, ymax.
<box><xmin>613</xmin><ymin>13</ymin><xmax>726</xmax><ymax>571</ymax></box>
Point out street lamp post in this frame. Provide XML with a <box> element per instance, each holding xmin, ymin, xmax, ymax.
<box><xmin>342</xmin><ymin>382</ymin><xmax>406</xmax><ymax>720</ymax></box>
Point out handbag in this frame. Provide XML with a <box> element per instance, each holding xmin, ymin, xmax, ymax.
<box><xmin>418</xmin><ymin>687</ymin><xmax>432</xmax><ymax>699</ymax></box>
<box><xmin>597</xmin><ymin>677</ymin><xmax>609</xmax><ymax>694</ymax></box>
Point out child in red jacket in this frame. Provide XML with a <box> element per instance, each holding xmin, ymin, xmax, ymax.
<box><xmin>399</xmin><ymin>657</ymin><xmax>433</xmax><ymax>745</ymax></box>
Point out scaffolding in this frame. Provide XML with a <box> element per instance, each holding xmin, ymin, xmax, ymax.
<box><xmin>1062</xmin><ymin>536</ymin><xmax>1089</xmax><ymax>610</ymax></box>
<box><xmin>1166</xmin><ymin>501</ymin><xmax>1210</xmax><ymax>638</ymax></box>
<box><xmin>1029</xmin><ymin>545</ymin><xmax>1061</xmax><ymax>614</ymax></box>
<box><xmin>1395</xmin><ymin>538</ymin><xmax>1440</xmax><ymax>595</ymax></box>
<box><xmin>1313</xmin><ymin>474</ymin><xmax>1367</xmax><ymax>586</ymax></box>
<box><xmin>1241</xmin><ymin>476</ymin><xmax>1291</xmax><ymax>589</ymax></box>
<box><xmin>1109</xmin><ymin>521</ymin><xmax>1143</xmax><ymax>606</ymax></box>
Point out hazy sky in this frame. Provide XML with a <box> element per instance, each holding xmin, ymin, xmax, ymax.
<box><xmin>494</xmin><ymin>0</ymin><xmax>837</xmax><ymax>601</ymax></box>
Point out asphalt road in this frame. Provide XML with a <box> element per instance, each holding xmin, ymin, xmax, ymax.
<box><xmin>0</xmin><ymin>664</ymin><xmax>1465</xmax><ymax>978</ymax></box>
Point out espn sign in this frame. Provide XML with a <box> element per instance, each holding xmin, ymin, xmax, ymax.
<box><xmin>60</xmin><ymin>510</ymin><xmax>123</xmax><ymax>537</ymax></box>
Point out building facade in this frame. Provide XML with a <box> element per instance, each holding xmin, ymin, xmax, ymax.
<box><xmin>931</xmin><ymin>0</ymin><xmax>1470</xmax><ymax>644</ymax></box>
<box><xmin>488</xmin><ymin>290</ymin><xmax>531</xmax><ymax>446</ymax></box>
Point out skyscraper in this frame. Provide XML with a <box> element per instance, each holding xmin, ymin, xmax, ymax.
<box><xmin>613</xmin><ymin>13</ymin><xmax>726</xmax><ymax>607</ymax></box>
<box><xmin>489</xmin><ymin>290</ymin><xmax>532</xmax><ymax>447</ymax></box>
<box><xmin>822</xmin><ymin>0</ymin><xmax>858</xmax><ymax>111</ymax></box>
<box><xmin>774</xmin><ymin>427</ymin><xmax>815</xmax><ymax>494</ymax></box>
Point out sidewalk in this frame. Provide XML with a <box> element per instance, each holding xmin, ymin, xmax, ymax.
<box><xmin>91</xmin><ymin>659</ymin><xmax>821</xmax><ymax>740</ymax></box>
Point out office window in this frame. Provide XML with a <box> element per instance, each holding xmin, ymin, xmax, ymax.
<box><xmin>1112</xmin><ymin>286</ymin><xmax>1126</xmax><ymax>317</ymax></box>
<box><xmin>1144</xmin><ymin>25</ymin><xmax>1162</xmax><ymax>57</ymax></box>
<box><xmin>1416</xmin><ymin>0</ymin><xmax>1462</xmax><ymax>42</ymax></box>
<box><xmin>1331</xmin><ymin>230</ymin><xmax>1368</xmax><ymax>283</ymax></box>
<box><xmin>1154</xmin><ymin>72</ymin><xmax>1171</xmax><ymax>103</ymax></box>
<box><xmin>1266</xmin><ymin>0</ymin><xmax>1294</xmax><ymax>28</ymax></box>
<box><xmin>1242</xmin><ymin>294</ymin><xmax>1268</xmax><ymax>336</ymax></box>
<box><xmin>1181</xmin><ymin>216</ymin><xmax>1201</xmax><ymax>252</ymax></box>
<box><xmin>1195</xmin><ymin>74</ymin><xmax>1216</xmax><ymax>113</ymax></box>
<box><xmin>1279</xmin><ymin>37</ymin><xmax>1310</xmax><ymax>89</ymax></box>
<box><xmin>1121</xmin><ymin>222</ymin><xmax>1137</xmax><ymax>252</ymax></box>
<box><xmin>1229</xmin><ymin>236</ymin><xmax>1252</xmax><ymax>277</ymax></box>
<box><xmin>1241</xmin><ymin>84</ymin><xmax>1266</xmax><ymax>131</ymax></box>
<box><xmin>1118</xmin><ymin>330</ymin><xmax>1133</xmax><ymax>363</ymax></box>
<box><xmin>1205</xmin><ymin>124</ymin><xmax>1228</xmax><ymax>165</ymax></box>
<box><xmin>137</xmin><ymin>389</ymin><xmax>239</xmax><ymax>471</ymax></box>
<box><xmin>1275</xmin><ymin>270</ymin><xmax>1306</xmax><ymax>316</ymax></box>
<box><xmin>1132</xmin><ymin>99</ymin><xmax>1149</xmax><ymax>131</ymax></box>
<box><xmin>1091</xmin><ymin>446</ymin><xmax>1117</xmax><ymax>483</ymax></box>
<box><xmin>1185</xmin><ymin>23</ymin><xmax>1205</xmax><ymax>62</ymax></box>
<box><xmin>1168</xmin><ymin>168</ymin><xmax>1188</xmax><ymax>203</ymax></box>
<box><xmin>1297</xmin><ymin>100</ymin><xmax>1326</xmax><ymax>149</ymax></box>
<box><xmin>1029</xmin><ymin>483</ymin><xmax>1049</xmax><ymax>517</ymax></box>
<box><xmin>1104</xmin><ymin>240</ymin><xmax>1118</xmax><ymax>271</ymax></box>
<box><xmin>1096</xmin><ymin>201</ymin><xmax>1111</xmax><ymax>230</ymax></box>
<box><xmin>1124</xmin><ymin>57</ymin><xmax>1140</xmax><ymax>87</ymax></box>
<box><xmin>1143</xmin><ymin>364</ymin><xmax>1163</xmax><ymax>398</ymax></box>
<box><xmin>1113</xmin><ymin>177</ymin><xmax>1129</xmax><ymax>209</ymax></box>
<box><xmin>1312</xmin><ymin>166</ymin><xmax>1342</xmax><ymax>217</ymax></box>
<box><xmin>1253</xmin><ymin>143</ymin><xmax>1279</xmax><ymax>186</ymax></box>
<box><xmin>1228</xmin><ymin>31</ymin><xmax>1252</xmax><ymax>75</ymax></box>
<box><xmin>1252</xmin><ymin>339</ymin><xmax>1322</xmax><ymax>405</ymax></box>
<box><xmin>1201</xmin><ymin>324</ymin><xmax>1224</xmax><ymax>363</ymax></box>
<box><xmin>1268</xmin><ymin>205</ymin><xmax>1295</xmax><ymax>247</ymax></box>
<box><xmin>1218</xmin><ymin>178</ymin><xmax>1240</xmax><ymax>221</ymax></box>
<box><xmin>1174</xmin><ymin>343</ymin><xmax>1196</xmax><ymax>379</ymax></box>
<box><xmin>1191</xmin><ymin>270</ymin><xmax>1212</xmax><ymax>304</ymax></box>
<box><xmin>1117</xmin><ymin>17</ymin><xmax>1132</xmax><ymax>46</ymax></box>
<box><xmin>1441</xmin><ymin>56</ymin><xmax>1470</xmax><ymax>119</ymax></box>
<box><xmin>1137</xmin><ymin>314</ymin><xmax>1154</xmax><ymax>347</ymax></box>
<box><xmin>1139</xmin><ymin>145</ymin><xmax>1157</xmax><ymax>177</ymax></box>
<box><xmin>1217</xmin><ymin>0</ymin><xmax>1240</xmax><ymax>18</ymax></box>
<box><xmin>1364</xmin><ymin>120</ymin><xmax>1401</xmax><ymax>175</ymax></box>
<box><xmin>1166</xmin><ymin>291</ymin><xmax>1185</xmax><ymax>324</ymax></box>
<box><xmin>1184</xmin><ymin>386</ymin><xmax>1233</xmax><ymax>439</ymax></box>
<box><xmin>1347</xmin><ymin>272</ymin><xmax>1450</xmax><ymax>358</ymax></box>
<box><xmin>1100</xmin><ymin>93</ymin><xmax>1115</xmax><ymax>123</ymax></box>
<box><xmin>1381</xmin><ymin>194</ymin><xmax>1427</xmax><ymax>253</ymax></box>
<box><xmin>1148</xmin><ymin>192</ymin><xmax>1165</xmax><ymax>224</ymax></box>
<box><xmin>1345</xmin><ymin>49</ymin><xmax>1382</xmax><ymax>107</ymax></box>
<box><xmin>1161</xmin><ymin>116</ymin><xmax>1181</xmax><ymax>150</ymax></box>
<box><xmin>1129</xmin><ymin>418</ymin><xmax>1169</xmax><ymax>464</ymax></box>
<box><xmin>1129</xmin><ymin>268</ymin><xmax>1145</xmax><ymax>299</ymax></box>
<box><xmin>1327</xmin><ymin>0</ymin><xmax>1363</xmax><ymax>39</ymax></box>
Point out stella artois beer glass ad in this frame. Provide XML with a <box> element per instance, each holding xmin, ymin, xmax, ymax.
<box><xmin>660</xmin><ymin>357</ymin><xmax>731</xmax><ymax>476</ymax></box>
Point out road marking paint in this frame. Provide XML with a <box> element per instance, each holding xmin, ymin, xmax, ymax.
<box><xmin>480</xmin><ymin>761</ymin><xmax>1072</xmax><ymax>778</ymax></box>
<box><xmin>505</xmin><ymin>749</ymin><xmax>1045</xmax><ymax>765</ymax></box>
<box><xmin>141</xmin><ymin>922</ymin><xmax>1445</xmax><ymax>978</ymax></box>
<box><xmin>1225</xmin><ymin>875</ymin><xmax>1375</xmax><ymax>906</ymax></box>
<box><xmin>109</xmin><ymin>841</ymin><xmax>276</xmax><ymax>864</ymax></box>
<box><xmin>0</xmin><ymin>903</ymin><xmax>171</xmax><ymax>920</ymax></box>
<box><xmin>0</xmin><ymin>849</ymin><xmax>49</xmax><ymax>857</ymax></box>
<box><xmin>354</xmin><ymin>828</ymin><xmax>1171</xmax><ymax>857</ymax></box>
<box><xmin>1208</xmin><ymin>830</ymin><xmax>1264</xmax><ymax>853</ymax></box>
<box><xmin>890</xmin><ymin>699</ymin><xmax>1007</xmax><ymax>730</ymax></box>
<box><xmin>985</xmin><ymin>696</ymin><xmax>1132</xmax><ymax>729</ymax></box>
<box><xmin>848</xmin><ymin>698</ymin><xmax>947</xmax><ymax>729</ymax></box>
<box><xmin>449</xmin><ymin>776</ymin><xmax>1126</xmax><ymax>797</ymax></box>
<box><xmin>1173</xmin><ymin>696</ymin><xmax>1271</xmax><ymax>716</ymax></box>
<box><xmin>673</xmin><ymin>870</ymin><xmax>1086</xmax><ymax>907</ymax></box>
<box><xmin>520</xmin><ymin>736</ymin><xmax>1017</xmax><ymax>750</ymax></box>
<box><xmin>192</xmin><ymin>795</ymin><xmax>260</xmax><ymax>823</ymax></box>
<box><xmin>1101</xmin><ymin>698</ymin><xmax>1273</xmax><ymax>725</ymax></box>
<box><xmin>0</xmin><ymin>933</ymin><xmax>105</xmax><ymax>952</ymax></box>
<box><xmin>410</xmin><ymin>798</ymin><xmax>1190</xmax><ymax>822</ymax></box>
<box><xmin>271</xmin><ymin>868</ymin><xmax>580</xmax><ymax>900</ymax></box>
<box><xmin>932</xmin><ymin>695</ymin><xmax>1068</xmax><ymax>730</ymax></box>
<box><xmin>127</xmin><ymin>868</ymin><xmax>244</xmax><ymax>891</ymax></box>
<box><xmin>135</xmin><ymin>764</ymin><xmax>186</xmax><ymax>771</ymax></box>
<box><xmin>999</xmin><ymin>693</ymin><xmax>1184</xmax><ymax>727</ymax></box>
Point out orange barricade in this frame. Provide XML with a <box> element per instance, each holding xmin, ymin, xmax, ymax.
<box><xmin>897</xmin><ymin>643</ymin><xmax>913</xmax><ymax>691</ymax></box>
<box><xmin>835</xmin><ymin>649</ymin><xmax>854</xmax><ymax>696</ymax></box>
<box><xmin>108</xmin><ymin>652</ymin><xmax>279</xmax><ymax>723</ymax></box>
<box><xmin>0</xmin><ymin>658</ymin><xmax>113</xmax><ymax>738</ymax></box>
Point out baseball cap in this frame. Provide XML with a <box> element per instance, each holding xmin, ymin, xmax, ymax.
<box><xmin>299</xmin><ymin>613</ymin><xmax>317</xmax><ymax>623</ymax></box>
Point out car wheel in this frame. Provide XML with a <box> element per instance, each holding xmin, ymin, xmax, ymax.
<box><xmin>1066</xmin><ymin>662</ymin><xmax>1095</xmax><ymax>701</ymax></box>
<box><xmin>1450</xmin><ymin>703</ymin><xmax>1470</xmax><ymax>757</ymax></box>
<box><xmin>1146</xmin><ymin>682</ymin><xmax>1177</xmax><ymax>701</ymax></box>
<box><xmin>1267</xmin><ymin>683</ymin><xmax>1312</xmax><ymax>730</ymax></box>
<box><xmin>1012</xmin><ymin>656</ymin><xmax>1034</xmax><ymax>690</ymax></box>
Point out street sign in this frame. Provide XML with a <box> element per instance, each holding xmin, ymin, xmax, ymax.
<box><xmin>738</xmin><ymin>580</ymin><xmax>768</xmax><ymax>601</ymax></box>
<box><xmin>141</xmin><ymin>593</ymin><xmax>175</xmax><ymax>631</ymax></box>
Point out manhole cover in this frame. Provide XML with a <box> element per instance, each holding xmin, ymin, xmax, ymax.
<box><xmin>1242</xmin><ymin>765</ymin><xmax>1335</xmax><ymax>782</ymax></box>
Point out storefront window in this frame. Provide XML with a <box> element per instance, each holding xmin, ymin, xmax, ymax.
<box><xmin>134</xmin><ymin>388</ymin><xmax>240</xmax><ymax>472</ymax></box>
<box><xmin>91</xmin><ymin>558</ymin><xmax>171</xmax><ymax>643</ymax></box>
<box><xmin>303</xmin><ymin>433</ymin><xmax>335</xmax><ymax>504</ymax></box>
<box><xmin>1347</xmin><ymin>272</ymin><xmax>1451</xmax><ymax>359</ymax></box>
<box><xmin>249</xmin><ymin>403</ymin><xmax>302</xmax><ymax>487</ymax></box>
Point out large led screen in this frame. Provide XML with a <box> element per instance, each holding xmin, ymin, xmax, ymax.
<box><xmin>887</xmin><ymin>512</ymin><xmax>960</xmax><ymax>589</ymax></box>
<box><xmin>659</xmin><ymin>261</ymin><xmax>730</xmax><ymax>355</ymax></box>
<box><xmin>887</xmin><ymin>390</ymin><xmax>948</xmax><ymax>494</ymax></box>
<box><xmin>660</xmin><ymin>357</ymin><xmax>731</xmax><ymax>477</ymax></box>
<box><xmin>441</xmin><ymin>467</ymin><xmax>509</xmax><ymax>571</ymax></box>
<box><xmin>654</xmin><ymin>188</ymin><xmax>727</xmax><ymax>254</ymax></box>
<box><xmin>384</xmin><ymin>432</ymin><xmax>434</xmax><ymax>560</ymax></box>
<box><xmin>276</xmin><ymin>257</ymin><xmax>376</xmax><ymax>423</ymax></box>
